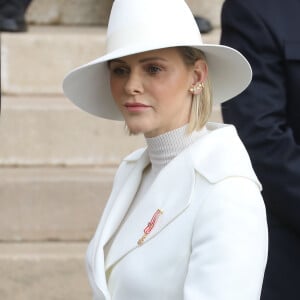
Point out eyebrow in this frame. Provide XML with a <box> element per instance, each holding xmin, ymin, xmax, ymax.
<box><xmin>109</xmin><ymin>57</ymin><xmax>168</xmax><ymax>65</ymax></box>
<box><xmin>139</xmin><ymin>57</ymin><xmax>168</xmax><ymax>63</ymax></box>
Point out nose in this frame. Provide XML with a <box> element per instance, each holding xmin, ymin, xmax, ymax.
<box><xmin>124</xmin><ymin>70</ymin><xmax>144</xmax><ymax>95</ymax></box>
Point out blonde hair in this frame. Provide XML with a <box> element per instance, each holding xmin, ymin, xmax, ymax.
<box><xmin>177</xmin><ymin>46</ymin><xmax>213</xmax><ymax>133</ymax></box>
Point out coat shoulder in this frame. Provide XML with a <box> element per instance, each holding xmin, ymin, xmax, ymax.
<box><xmin>190</xmin><ymin>123</ymin><xmax>262</xmax><ymax>190</ymax></box>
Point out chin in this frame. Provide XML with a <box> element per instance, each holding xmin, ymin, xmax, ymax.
<box><xmin>124</xmin><ymin>118</ymin><xmax>145</xmax><ymax>133</ymax></box>
<box><xmin>126</xmin><ymin>123</ymin><xmax>152</xmax><ymax>136</ymax></box>
<box><xmin>127</xmin><ymin>127</ymin><xmax>145</xmax><ymax>136</ymax></box>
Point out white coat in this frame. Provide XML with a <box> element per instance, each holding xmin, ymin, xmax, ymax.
<box><xmin>86</xmin><ymin>123</ymin><xmax>268</xmax><ymax>300</ymax></box>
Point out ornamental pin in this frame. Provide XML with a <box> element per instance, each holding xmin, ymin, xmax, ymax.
<box><xmin>137</xmin><ymin>209</ymin><xmax>163</xmax><ymax>246</ymax></box>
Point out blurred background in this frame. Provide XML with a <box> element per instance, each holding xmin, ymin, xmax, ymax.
<box><xmin>0</xmin><ymin>0</ymin><xmax>223</xmax><ymax>299</ymax></box>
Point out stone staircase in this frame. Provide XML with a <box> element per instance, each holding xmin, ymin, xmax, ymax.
<box><xmin>0</xmin><ymin>1</ymin><xmax>224</xmax><ymax>299</ymax></box>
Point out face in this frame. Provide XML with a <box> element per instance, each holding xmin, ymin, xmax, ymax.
<box><xmin>109</xmin><ymin>47</ymin><xmax>206</xmax><ymax>137</ymax></box>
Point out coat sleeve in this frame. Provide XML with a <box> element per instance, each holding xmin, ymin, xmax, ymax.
<box><xmin>220</xmin><ymin>0</ymin><xmax>300</xmax><ymax>233</ymax></box>
<box><xmin>184</xmin><ymin>177</ymin><xmax>268</xmax><ymax>300</ymax></box>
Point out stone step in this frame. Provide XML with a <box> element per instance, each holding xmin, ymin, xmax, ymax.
<box><xmin>0</xmin><ymin>242</ymin><xmax>92</xmax><ymax>300</ymax></box>
<box><xmin>1</xmin><ymin>96</ymin><xmax>145</xmax><ymax>166</ymax></box>
<box><xmin>0</xmin><ymin>167</ymin><xmax>114</xmax><ymax>241</ymax></box>
<box><xmin>0</xmin><ymin>96</ymin><xmax>222</xmax><ymax>166</ymax></box>
<box><xmin>1</xmin><ymin>26</ymin><xmax>107</xmax><ymax>95</ymax></box>
<box><xmin>1</xmin><ymin>26</ymin><xmax>221</xmax><ymax>95</ymax></box>
<box><xmin>26</xmin><ymin>0</ymin><xmax>113</xmax><ymax>26</ymax></box>
<box><xmin>26</xmin><ymin>0</ymin><xmax>224</xmax><ymax>27</ymax></box>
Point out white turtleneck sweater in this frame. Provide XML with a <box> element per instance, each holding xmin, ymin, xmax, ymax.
<box><xmin>105</xmin><ymin>124</ymin><xmax>208</xmax><ymax>286</ymax></box>
<box><xmin>130</xmin><ymin>125</ymin><xmax>208</xmax><ymax>212</ymax></box>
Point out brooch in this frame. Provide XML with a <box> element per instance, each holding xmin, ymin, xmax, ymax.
<box><xmin>137</xmin><ymin>209</ymin><xmax>163</xmax><ymax>246</ymax></box>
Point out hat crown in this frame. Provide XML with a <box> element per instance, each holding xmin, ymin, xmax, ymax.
<box><xmin>106</xmin><ymin>0</ymin><xmax>203</xmax><ymax>54</ymax></box>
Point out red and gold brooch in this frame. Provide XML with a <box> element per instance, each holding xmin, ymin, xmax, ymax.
<box><xmin>137</xmin><ymin>209</ymin><xmax>163</xmax><ymax>246</ymax></box>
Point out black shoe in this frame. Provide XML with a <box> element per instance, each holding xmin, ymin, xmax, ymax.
<box><xmin>0</xmin><ymin>17</ymin><xmax>27</xmax><ymax>32</ymax></box>
<box><xmin>0</xmin><ymin>0</ymin><xmax>28</xmax><ymax>32</ymax></box>
<box><xmin>194</xmin><ymin>16</ymin><xmax>213</xmax><ymax>34</ymax></box>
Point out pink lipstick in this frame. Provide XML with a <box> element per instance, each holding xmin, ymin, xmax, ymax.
<box><xmin>124</xmin><ymin>102</ymin><xmax>151</xmax><ymax>112</ymax></box>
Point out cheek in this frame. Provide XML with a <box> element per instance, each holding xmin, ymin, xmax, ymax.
<box><xmin>163</xmin><ymin>70</ymin><xmax>190</xmax><ymax>92</ymax></box>
<box><xmin>110</xmin><ymin>78</ymin><xmax>122</xmax><ymax>103</ymax></box>
<box><xmin>154</xmin><ymin>76</ymin><xmax>189</xmax><ymax>101</ymax></box>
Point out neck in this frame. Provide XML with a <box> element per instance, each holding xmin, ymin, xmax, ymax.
<box><xmin>145</xmin><ymin>125</ymin><xmax>207</xmax><ymax>175</ymax></box>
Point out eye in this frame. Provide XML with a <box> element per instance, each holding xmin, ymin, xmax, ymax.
<box><xmin>146</xmin><ymin>65</ymin><xmax>162</xmax><ymax>74</ymax></box>
<box><xmin>111</xmin><ymin>66</ymin><xmax>129</xmax><ymax>76</ymax></box>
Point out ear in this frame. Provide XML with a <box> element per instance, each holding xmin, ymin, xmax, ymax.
<box><xmin>192</xmin><ymin>59</ymin><xmax>208</xmax><ymax>85</ymax></box>
<box><xmin>189</xmin><ymin>59</ymin><xmax>208</xmax><ymax>95</ymax></box>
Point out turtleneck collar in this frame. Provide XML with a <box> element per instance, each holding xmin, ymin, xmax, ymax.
<box><xmin>145</xmin><ymin>125</ymin><xmax>208</xmax><ymax>175</ymax></box>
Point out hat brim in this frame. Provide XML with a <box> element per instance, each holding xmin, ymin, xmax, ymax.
<box><xmin>63</xmin><ymin>43</ymin><xmax>252</xmax><ymax>120</ymax></box>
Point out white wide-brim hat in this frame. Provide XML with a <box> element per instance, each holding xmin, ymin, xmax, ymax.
<box><xmin>63</xmin><ymin>0</ymin><xmax>252</xmax><ymax>121</ymax></box>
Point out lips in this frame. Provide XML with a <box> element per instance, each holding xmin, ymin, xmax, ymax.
<box><xmin>124</xmin><ymin>102</ymin><xmax>149</xmax><ymax>108</ymax></box>
<box><xmin>124</xmin><ymin>102</ymin><xmax>151</xmax><ymax>112</ymax></box>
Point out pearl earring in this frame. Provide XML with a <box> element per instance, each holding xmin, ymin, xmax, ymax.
<box><xmin>189</xmin><ymin>82</ymin><xmax>204</xmax><ymax>94</ymax></box>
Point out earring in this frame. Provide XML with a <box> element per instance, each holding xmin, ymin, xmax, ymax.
<box><xmin>189</xmin><ymin>82</ymin><xmax>204</xmax><ymax>94</ymax></box>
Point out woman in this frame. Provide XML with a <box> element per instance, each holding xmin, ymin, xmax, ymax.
<box><xmin>63</xmin><ymin>0</ymin><xmax>268</xmax><ymax>299</ymax></box>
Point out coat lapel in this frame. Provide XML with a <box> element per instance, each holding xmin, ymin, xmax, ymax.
<box><xmin>105</xmin><ymin>149</ymin><xmax>196</xmax><ymax>271</ymax></box>
<box><xmin>100</xmin><ymin>150</ymin><xmax>150</xmax><ymax>248</ymax></box>
<box><xmin>90</xmin><ymin>149</ymin><xmax>149</xmax><ymax>296</ymax></box>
